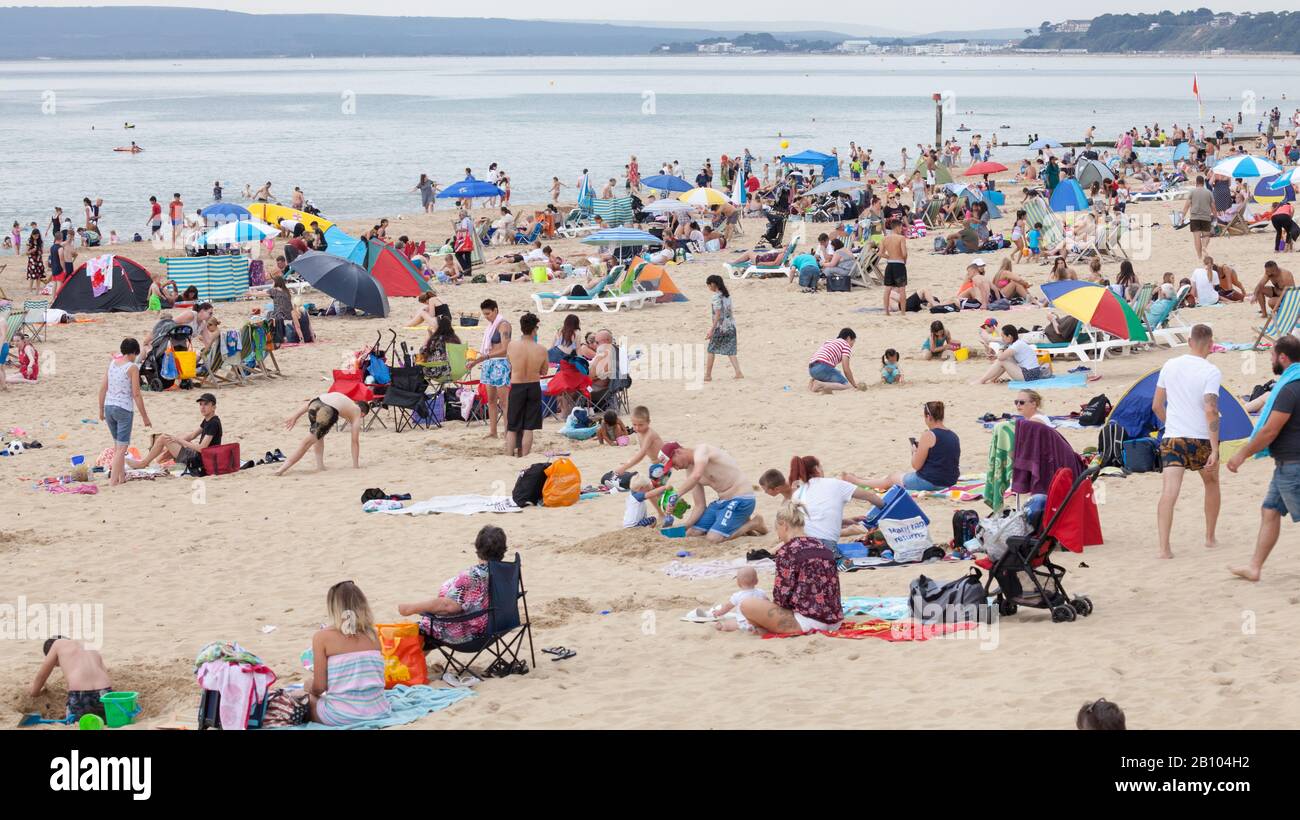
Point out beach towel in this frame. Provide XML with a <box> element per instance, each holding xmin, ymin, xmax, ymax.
<box><xmin>86</xmin><ymin>254</ymin><xmax>114</xmax><ymax>298</ymax></box>
<box><xmin>762</xmin><ymin>618</ymin><xmax>981</xmax><ymax>641</ymax></box>
<box><xmin>1009</xmin><ymin>372</ymin><xmax>1087</xmax><ymax>390</ymax></box>
<box><xmin>283</xmin><ymin>685</ymin><xmax>473</xmax><ymax>730</ymax></box>
<box><xmin>984</xmin><ymin>420</ymin><xmax>1015</xmax><ymax>512</ymax></box>
<box><xmin>661</xmin><ymin>557</ymin><xmax>775</xmax><ymax>580</ymax></box>
<box><xmin>1249</xmin><ymin>362</ymin><xmax>1300</xmax><ymax>459</ymax></box>
<box><xmin>479</xmin><ymin>313</ymin><xmax>504</xmax><ymax>356</ymax></box>
<box><xmin>841</xmin><ymin>596</ymin><xmax>911</xmax><ymax>620</ymax></box>
<box><xmin>379</xmin><ymin>495</ymin><xmax>522</xmax><ymax>516</ymax></box>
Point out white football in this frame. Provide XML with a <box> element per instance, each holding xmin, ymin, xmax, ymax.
<box><xmin>6</xmin><ymin>441</ymin><xmax>24</xmax><ymax>455</ymax></box>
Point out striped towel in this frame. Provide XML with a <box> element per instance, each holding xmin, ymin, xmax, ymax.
<box><xmin>313</xmin><ymin>650</ymin><xmax>391</xmax><ymax>726</ymax></box>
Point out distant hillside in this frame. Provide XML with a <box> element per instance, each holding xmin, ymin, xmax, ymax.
<box><xmin>1021</xmin><ymin>10</ymin><xmax>1300</xmax><ymax>53</ymax></box>
<box><xmin>0</xmin><ymin>7</ymin><xmax>850</xmax><ymax>59</ymax></box>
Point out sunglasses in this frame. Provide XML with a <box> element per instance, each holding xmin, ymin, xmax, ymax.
<box><xmin>1014</xmin><ymin>399</ymin><xmax>1033</xmax><ymax>406</ymax></box>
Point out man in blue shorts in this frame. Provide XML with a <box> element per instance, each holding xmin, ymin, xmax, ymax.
<box><xmin>662</xmin><ymin>441</ymin><xmax>768</xmax><ymax>543</ymax></box>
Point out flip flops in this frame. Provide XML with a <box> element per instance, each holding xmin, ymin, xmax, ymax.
<box><xmin>484</xmin><ymin>658</ymin><xmax>530</xmax><ymax>677</ymax></box>
<box><xmin>541</xmin><ymin>646</ymin><xmax>576</xmax><ymax>662</ymax></box>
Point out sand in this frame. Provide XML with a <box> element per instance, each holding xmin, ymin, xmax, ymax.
<box><xmin>2</xmin><ymin>186</ymin><xmax>1298</xmax><ymax>730</ymax></box>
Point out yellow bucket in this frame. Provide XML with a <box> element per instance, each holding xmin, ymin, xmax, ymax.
<box><xmin>1037</xmin><ymin>352</ymin><xmax>1052</xmax><ymax>366</ymax></box>
<box><xmin>173</xmin><ymin>350</ymin><xmax>197</xmax><ymax>379</ymax></box>
<box><xmin>530</xmin><ymin>266</ymin><xmax>549</xmax><ymax>283</ymax></box>
<box><xmin>953</xmin><ymin>347</ymin><xmax>970</xmax><ymax>362</ymax></box>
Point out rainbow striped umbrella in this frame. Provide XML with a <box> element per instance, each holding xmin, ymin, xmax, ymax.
<box><xmin>1040</xmin><ymin>281</ymin><xmax>1149</xmax><ymax>341</ymax></box>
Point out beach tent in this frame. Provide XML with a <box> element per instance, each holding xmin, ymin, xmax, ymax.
<box><xmin>632</xmin><ymin>258</ymin><xmax>687</xmax><ymax>304</ymax></box>
<box><xmin>1108</xmin><ymin>367</ymin><xmax>1254</xmax><ymax>443</ymax></box>
<box><xmin>980</xmin><ymin>192</ymin><xmax>1003</xmax><ymax>220</ymax></box>
<box><xmin>781</xmin><ymin>150</ymin><xmax>839</xmax><ymax>180</ymax></box>
<box><xmin>1254</xmin><ymin>174</ymin><xmax>1295</xmax><ymax>206</ymax></box>
<box><xmin>164</xmin><ymin>255</ymin><xmax>251</xmax><ymax>302</ymax></box>
<box><xmin>246</xmin><ymin>203</ymin><xmax>334</xmax><ymax>232</ymax></box>
<box><xmin>1049</xmin><ymin>179</ymin><xmax>1089</xmax><ymax>213</ymax></box>
<box><xmin>323</xmin><ymin>225</ymin><xmax>367</xmax><ymax>265</ymax></box>
<box><xmin>51</xmin><ymin>255</ymin><xmax>151</xmax><ymax>313</ymax></box>
<box><xmin>366</xmin><ymin>239</ymin><xmax>430</xmax><ymax>298</ymax></box>
<box><xmin>914</xmin><ymin>156</ymin><xmax>953</xmax><ymax>184</ymax></box>
<box><xmin>1076</xmin><ymin>159</ymin><xmax>1115</xmax><ymax>189</ymax></box>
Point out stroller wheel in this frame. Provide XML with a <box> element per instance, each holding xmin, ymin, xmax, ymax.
<box><xmin>997</xmin><ymin>599</ymin><xmax>1018</xmax><ymax>617</ymax></box>
<box><xmin>1051</xmin><ymin>604</ymin><xmax>1077</xmax><ymax>623</ymax></box>
<box><xmin>147</xmin><ymin>375</ymin><xmax>164</xmax><ymax>392</ymax></box>
<box><xmin>1071</xmin><ymin>596</ymin><xmax>1094</xmax><ymax>617</ymax></box>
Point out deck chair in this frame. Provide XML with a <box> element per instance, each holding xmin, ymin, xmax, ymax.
<box><xmin>1145</xmin><ymin>284</ymin><xmax>1193</xmax><ymax>347</ymax></box>
<box><xmin>594</xmin><ymin>262</ymin><xmax>661</xmax><ymax>310</ymax></box>
<box><xmin>20</xmin><ymin>299</ymin><xmax>49</xmax><ymax>342</ymax></box>
<box><xmin>531</xmin><ymin>267</ymin><xmax>621</xmax><ymax>313</ymax></box>
<box><xmin>725</xmin><ymin>237</ymin><xmax>799</xmax><ymax>280</ymax></box>
<box><xmin>1214</xmin><ymin>204</ymin><xmax>1251</xmax><ymax>237</ymax></box>
<box><xmin>1127</xmin><ymin>283</ymin><xmax>1155</xmax><ymax>321</ymax></box>
<box><xmin>513</xmin><ymin>222</ymin><xmax>543</xmax><ymax>245</ymax></box>
<box><xmin>3</xmin><ymin>309</ymin><xmax>25</xmax><ymax>362</ymax></box>
<box><xmin>1254</xmin><ymin>286</ymin><xmax>1300</xmax><ymax>350</ymax></box>
<box><xmin>1024</xmin><ymin>198</ymin><xmax>1065</xmax><ymax>258</ymax></box>
<box><xmin>194</xmin><ymin>341</ymin><xmax>244</xmax><ymax>386</ymax></box>
<box><xmin>371</xmin><ymin>365</ymin><xmax>432</xmax><ymax>432</ymax></box>
<box><xmin>422</xmin><ymin>552</ymin><xmax>535</xmax><ymax>678</ymax></box>
<box><xmin>852</xmin><ymin>243</ymin><xmax>883</xmax><ymax>287</ymax></box>
<box><xmin>921</xmin><ymin>199</ymin><xmax>945</xmax><ymax>229</ymax></box>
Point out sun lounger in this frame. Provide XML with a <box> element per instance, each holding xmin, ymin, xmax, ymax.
<box><xmin>1253</xmin><ymin>286</ymin><xmax>1300</xmax><ymax>350</ymax></box>
<box><xmin>1145</xmin><ymin>284</ymin><xmax>1193</xmax><ymax>348</ymax></box>
<box><xmin>724</xmin><ymin>237</ymin><xmax>799</xmax><ymax>280</ymax></box>
<box><xmin>532</xmin><ymin>269</ymin><xmax>619</xmax><ymax>313</ymax></box>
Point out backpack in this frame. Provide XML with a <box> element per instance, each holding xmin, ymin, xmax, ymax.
<box><xmin>1249</xmin><ymin>380</ymin><xmax>1276</xmax><ymax>402</ymax></box>
<box><xmin>951</xmin><ymin>509</ymin><xmax>980</xmax><ymax>549</ymax></box>
<box><xmin>826</xmin><ymin>273</ymin><xmax>851</xmax><ymax>292</ymax></box>
<box><xmin>908</xmin><ymin>568</ymin><xmax>985</xmax><ymax>624</ymax></box>
<box><xmin>1078</xmin><ymin>394</ymin><xmax>1112</xmax><ymax>426</ymax></box>
<box><xmin>1097</xmin><ymin>420</ymin><xmax>1126</xmax><ymax>469</ymax></box>
<box><xmin>1121</xmin><ymin>438</ymin><xmax>1162</xmax><ymax>474</ymax></box>
<box><xmin>512</xmin><ymin>462</ymin><xmax>550</xmax><ymax>507</ymax></box>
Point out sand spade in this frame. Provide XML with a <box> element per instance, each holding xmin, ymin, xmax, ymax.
<box><xmin>16</xmin><ymin>713</ymin><xmax>74</xmax><ymax>727</ymax></box>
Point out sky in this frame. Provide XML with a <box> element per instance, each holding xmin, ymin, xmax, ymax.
<box><xmin>11</xmin><ymin>1</ymin><xmax>1300</xmax><ymax>34</ymax></box>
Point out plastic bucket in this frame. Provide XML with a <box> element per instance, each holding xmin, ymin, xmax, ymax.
<box><xmin>100</xmin><ymin>692</ymin><xmax>141</xmax><ymax>728</ymax></box>
<box><xmin>174</xmin><ymin>350</ymin><xmax>197</xmax><ymax>379</ymax></box>
<box><xmin>953</xmin><ymin>347</ymin><xmax>970</xmax><ymax>362</ymax></box>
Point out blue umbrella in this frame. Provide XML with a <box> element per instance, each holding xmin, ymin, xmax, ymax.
<box><xmin>580</xmin><ymin>228</ymin><xmax>663</xmax><ymax>247</ymax></box>
<box><xmin>289</xmin><ymin>251</ymin><xmax>390</xmax><ymax>317</ymax></box>
<box><xmin>1267</xmin><ymin>167</ymin><xmax>1300</xmax><ymax>190</ymax></box>
<box><xmin>1028</xmin><ymin>138</ymin><xmax>1063</xmax><ymax>150</ymax></box>
<box><xmin>577</xmin><ymin>173</ymin><xmax>593</xmax><ymax>212</ymax></box>
<box><xmin>641</xmin><ymin>173</ymin><xmax>693</xmax><ymax>193</ymax></box>
<box><xmin>435</xmin><ymin>177</ymin><xmax>504</xmax><ymax>199</ymax></box>
<box><xmin>199</xmin><ymin>202</ymin><xmax>251</xmax><ymax>222</ymax></box>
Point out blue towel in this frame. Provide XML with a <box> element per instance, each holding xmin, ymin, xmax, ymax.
<box><xmin>1251</xmin><ymin>363</ymin><xmax>1300</xmax><ymax>459</ymax></box>
<box><xmin>841</xmin><ymin>596</ymin><xmax>912</xmax><ymax>620</ymax></box>
<box><xmin>284</xmin><ymin>685</ymin><xmax>474</xmax><ymax>730</ymax></box>
<box><xmin>1009</xmin><ymin>372</ymin><xmax>1087</xmax><ymax>390</ymax></box>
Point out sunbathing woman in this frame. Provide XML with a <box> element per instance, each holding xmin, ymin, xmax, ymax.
<box><xmin>990</xmin><ymin>257</ymin><xmax>1031</xmax><ymax>301</ymax></box>
<box><xmin>309</xmin><ymin>581</ymin><xmax>391</xmax><ymax>726</ymax></box>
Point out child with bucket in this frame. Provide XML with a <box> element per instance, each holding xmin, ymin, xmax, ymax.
<box><xmin>28</xmin><ymin>637</ymin><xmax>132</xmax><ymax>726</ymax></box>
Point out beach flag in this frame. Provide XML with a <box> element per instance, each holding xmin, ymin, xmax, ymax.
<box><xmin>1193</xmin><ymin>74</ymin><xmax>1203</xmax><ymax>120</ymax></box>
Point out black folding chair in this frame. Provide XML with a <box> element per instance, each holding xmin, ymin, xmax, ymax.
<box><xmin>422</xmin><ymin>552</ymin><xmax>535</xmax><ymax>678</ymax></box>
<box><xmin>373</xmin><ymin>365</ymin><xmax>434</xmax><ymax>432</ymax></box>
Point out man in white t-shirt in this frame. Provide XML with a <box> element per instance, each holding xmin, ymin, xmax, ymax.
<box><xmin>1152</xmin><ymin>324</ymin><xmax>1222</xmax><ymax>559</ymax></box>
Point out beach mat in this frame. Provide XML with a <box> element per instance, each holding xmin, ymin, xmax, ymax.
<box><xmin>1009</xmin><ymin>372</ymin><xmax>1087</xmax><ymax>390</ymax></box>
<box><xmin>762</xmin><ymin>618</ymin><xmax>982</xmax><ymax>641</ymax></box>
<box><xmin>282</xmin><ymin>684</ymin><xmax>472</xmax><ymax>730</ymax></box>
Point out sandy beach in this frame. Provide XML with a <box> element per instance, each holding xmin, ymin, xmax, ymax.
<box><xmin>3</xmin><ymin>189</ymin><xmax>1298</xmax><ymax>731</ymax></box>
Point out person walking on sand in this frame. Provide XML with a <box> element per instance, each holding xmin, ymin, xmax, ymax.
<box><xmin>881</xmin><ymin>218</ymin><xmax>909</xmax><ymax>315</ymax></box>
<box><xmin>1181</xmin><ymin>175</ymin><xmax>1215</xmax><ymax>260</ymax></box>
<box><xmin>1153</xmin><ymin>324</ymin><xmax>1222</xmax><ymax>559</ymax></box>
<box><xmin>98</xmin><ymin>338</ymin><xmax>152</xmax><ymax>487</ymax></box>
<box><xmin>277</xmin><ymin>392</ymin><xmax>368</xmax><ymax>476</ymax></box>
<box><xmin>504</xmin><ymin>312</ymin><xmax>548</xmax><ymax>458</ymax></box>
<box><xmin>704</xmin><ymin>275</ymin><xmax>742</xmax><ymax>381</ymax></box>
<box><xmin>1228</xmin><ymin>335</ymin><xmax>1300</xmax><ymax>582</ymax></box>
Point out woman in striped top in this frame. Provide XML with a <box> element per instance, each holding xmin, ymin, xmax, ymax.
<box><xmin>808</xmin><ymin>328</ymin><xmax>862</xmax><ymax>394</ymax></box>
<box><xmin>310</xmin><ymin>581</ymin><xmax>391</xmax><ymax>726</ymax></box>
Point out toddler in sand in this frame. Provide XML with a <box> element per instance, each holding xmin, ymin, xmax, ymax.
<box><xmin>622</xmin><ymin>478</ymin><xmax>659</xmax><ymax>529</ymax></box>
<box><xmin>712</xmin><ymin>567</ymin><xmax>769</xmax><ymax>632</ymax></box>
<box><xmin>880</xmin><ymin>348</ymin><xmax>902</xmax><ymax>384</ymax></box>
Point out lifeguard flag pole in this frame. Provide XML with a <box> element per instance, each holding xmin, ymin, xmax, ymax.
<box><xmin>1193</xmin><ymin>74</ymin><xmax>1203</xmax><ymax>123</ymax></box>
<box><xmin>933</xmin><ymin>92</ymin><xmax>943</xmax><ymax>147</ymax></box>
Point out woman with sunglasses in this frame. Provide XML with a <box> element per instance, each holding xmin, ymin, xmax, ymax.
<box><xmin>1014</xmin><ymin>389</ymin><xmax>1054</xmax><ymax>427</ymax></box>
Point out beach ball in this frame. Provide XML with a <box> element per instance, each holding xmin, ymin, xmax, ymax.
<box><xmin>780</xmin><ymin>140</ymin><xmax>789</xmax><ymax>149</ymax></box>
<box><xmin>7</xmin><ymin>441</ymin><xmax>24</xmax><ymax>456</ymax></box>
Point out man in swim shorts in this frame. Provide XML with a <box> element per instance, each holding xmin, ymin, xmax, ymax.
<box><xmin>277</xmin><ymin>391</ymin><xmax>368</xmax><ymax>476</ymax></box>
<box><xmin>880</xmin><ymin>218</ymin><xmax>909</xmax><ymax>315</ymax></box>
<box><xmin>505</xmin><ymin>312</ymin><xmax>549</xmax><ymax>458</ymax></box>
<box><xmin>662</xmin><ymin>441</ymin><xmax>768</xmax><ymax>543</ymax></box>
<box><xmin>30</xmin><ymin>637</ymin><xmax>113</xmax><ymax>723</ymax></box>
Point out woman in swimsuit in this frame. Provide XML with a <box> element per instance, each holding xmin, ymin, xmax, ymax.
<box><xmin>991</xmin><ymin>257</ymin><xmax>1030</xmax><ymax>301</ymax></box>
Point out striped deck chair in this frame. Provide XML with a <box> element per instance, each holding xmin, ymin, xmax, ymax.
<box><xmin>852</xmin><ymin>243</ymin><xmax>883</xmax><ymax>287</ymax></box>
<box><xmin>3</xmin><ymin>309</ymin><xmax>25</xmax><ymax>362</ymax></box>
<box><xmin>590</xmin><ymin>196</ymin><xmax>634</xmax><ymax>228</ymax></box>
<box><xmin>21</xmin><ymin>299</ymin><xmax>49</xmax><ymax>342</ymax></box>
<box><xmin>921</xmin><ymin>199</ymin><xmax>945</xmax><ymax>229</ymax></box>
<box><xmin>194</xmin><ymin>338</ymin><xmax>243</xmax><ymax>387</ymax></box>
<box><xmin>1128</xmin><ymin>283</ymin><xmax>1155</xmax><ymax>321</ymax></box>
<box><xmin>1254</xmin><ymin>286</ymin><xmax>1300</xmax><ymax>350</ymax></box>
<box><xmin>1024</xmin><ymin>198</ymin><xmax>1065</xmax><ymax>258</ymax></box>
<box><xmin>1146</xmin><ymin>284</ymin><xmax>1192</xmax><ymax>348</ymax></box>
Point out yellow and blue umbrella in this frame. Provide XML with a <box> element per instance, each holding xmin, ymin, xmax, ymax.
<box><xmin>1041</xmin><ymin>280</ymin><xmax>1149</xmax><ymax>341</ymax></box>
<box><xmin>678</xmin><ymin>187</ymin><xmax>728</xmax><ymax>207</ymax></box>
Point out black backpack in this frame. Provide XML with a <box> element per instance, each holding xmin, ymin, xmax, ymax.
<box><xmin>1097</xmin><ymin>420</ymin><xmax>1126</xmax><ymax>469</ymax></box>
<box><xmin>951</xmin><ymin>510</ymin><xmax>980</xmax><ymax>549</ymax></box>
<box><xmin>1078</xmin><ymin>394</ymin><xmax>1112</xmax><ymax>427</ymax></box>
<box><xmin>512</xmin><ymin>462</ymin><xmax>550</xmax><ymax>507</ymax></box>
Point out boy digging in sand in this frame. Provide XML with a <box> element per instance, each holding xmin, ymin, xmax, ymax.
<box><xmin>30</xmin><ymin>637</ymin><xmax>113</xmax><ymax>723</ymax></box>
<box><xmin>613</xmin><ymin>406</ymin><xmax>663</xmax><ymax>476</ymax></box>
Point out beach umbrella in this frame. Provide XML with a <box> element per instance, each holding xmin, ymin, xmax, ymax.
<box><xmin>1028</xmin><ymin>138</ymin><xmax>1063</xmax><ymax>150</ymax></box>
<box><xmin>576</xmin><ymin>173</ymin><xmax>593</xmax><ymax>212</ymax></box>
<box><xmin>580</xmin><ymin>228</ymin><xmax>663</xmax><ymax>247</ymax></box>
<box><xmin>1213</xmin><ymin>155</ymin><xmax>1281</xmax><ymax>179</ymax></box>
<box><xmin>435</xmin><ymin>177</ymin><xmax>504</xmax><ymax>200</ymax></box>
<box><xmin>641</xmin><ymin>174</ymin><xmax>693</xmax><ymax>193</ymax></box>
<box><xmin>963</xmin><ymin>161</ymin><xmax>1007</xmax><ymax>177</ymax></box>
<box><xmin>1255</xmin><ymin>174</ymin><xmax>1295</xmax><ymax>204</ymax></box>
<box><xmin>1267</xmin><ymin>166</ymin><xmax>1300</xmax><ymax>190</ymax></box>
<box><xmin>289</xmin><ymin>251</ymin><xmax>390</xmax><ymax>318</ymax></box>
<box><xmin>678</xmin><ymin>187</ymin><xmax>729</xmax><ymax>207</ymax></box>
<box><xmin>199</xmin><ymin>202</ymin><xmax>251</xmax><ymax>222</ymax></box>
<box><xmin>1040</xmin><ymin>281</ymin><xmax>1149</xmax><ymax>342</ymax></box>
<box><xmin>642</xmin><ymin>199</ymin><xmax>695</xmax><ymax>215</ymax></box>
<box><xmin>804</xmin><ymin>177</ymin><xmax>866</xmax><ymax>196</ymax></box>
<box><xmin>1049</xmin><ymin>179</ymin><xmax>1090</xmax><ymax>213</ymax></box>
<box><xmin>200</xmin><ymin>218</ymin><xmax>278</xmax><ymax>245</ymax></box>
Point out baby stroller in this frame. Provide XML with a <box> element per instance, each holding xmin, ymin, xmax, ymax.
<box><xmin>761</xmin><ymin>209</ymin><xmax>787</xmax><ymax>248</ymax></box>
<box><xmin>980</xmin><ymin>465</ymin><xmax>1101</xmax><ymax>623</ymax></box>
<box><xmin>139</xmin><ymin>318</ymin><xmax>193</xmax><ymax>391</ymax></box>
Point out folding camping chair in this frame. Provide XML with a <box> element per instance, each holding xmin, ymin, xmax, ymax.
<box><xmin>20</xmin><ymin>300</ymin><xmax>48</xmax><ymax>342</ymax></box>
<box><xmin>852</xmin><ymin>243</ymin><xmax>883</xmax><ymax>287</ymax></box>
<box><xmin>328</xmin><ymin>368</ymin><xmax>387</xmax><ymax>431</ymax></box>
<box><xmin>1254</xmin><ymin>286</ymin><xmax>1300</xmax><ymax>350</ymax></box>
<box><xmin>371</xmin><ymin>365</ymin><xmax>433</xmax><ymax>432</ymax></box>
<box><xmin>422</xmin><ymin>552</ymin><xmax>536</xmax><ymax>678</ymax></box>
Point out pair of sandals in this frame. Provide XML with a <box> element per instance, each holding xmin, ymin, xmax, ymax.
<box><xmin>485</xmin><ymin>658</ymin><xmax>529</xmax><ymax>678</ymax></box>
<box><xmin>541</xmin><ymin>646</ymin><xmax>576</xmax><ymax>662</ymax></box>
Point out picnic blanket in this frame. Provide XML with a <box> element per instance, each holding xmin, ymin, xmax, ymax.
<box><xmin>283</xmin><ymin>685</ymin><xmax>473</xmax><ymax>730</ymax></box>
<box><xmin>763</xmin><ymin>619</ymin><xmax>981</xmax><ymax>641</ymax></box>
<box><xmin>378</xmin><ymin>495</ymin><xmax>522</xmax><ymax>516</ymax></box>
<box><xmin>661</xmin><ymin>557</ymin><xmax>775</xmax><ymax>580</ymax></box>
<box><xmin>1009</xmin><ymin>372</ymin><xmax>1088</xmax><ymax>390</ymax></box>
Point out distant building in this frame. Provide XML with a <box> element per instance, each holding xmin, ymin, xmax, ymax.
<box><xmin>837</xmin><ymin>39</ymin><xmax>881</xmax><ymax>54</ymax></box>
<box><xmin>698</xmin><ymin>42</ymin><xmax>735</xmax><ymax>53</ymax></box>
<box><xmin>1210</xmin><ymin>14</ymin><xmax>1236</xmax><ymax>29</ymax></box>
<box><xmin>1053</xmin><ymin>20</ymin><xmax>1092</xmax><ymax>33</ymax></box>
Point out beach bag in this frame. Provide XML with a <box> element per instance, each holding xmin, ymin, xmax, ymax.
<box><xmin>1078</xmin><ymin>394</ymin><xmax>1112</xmax><ymax>427</ymax></box>
<box><xmin>197</xmin><ymin>688</ymin><xmax>269</xmax><ymax>730</ymax></box>
<box><xmin>1097</xmin><ymin>421</ymin><xmax>1126</xmax><ymax>469</ymax></box>
<box><xmin>1249</xmin><ymin>380</ymin><xmax>1276</xmax><ymax>402</ymax></box>
<box><xmin>512</xmin><ymin>462</ymin><xmax>550</xmax><ymax>507</ymax></box>
<box><xmin>453</xmin><ymin>228</ymin><xmax>473</xmax><ymax>253</ymax></box>
<box><xmin>978</xmin><ymin>509</ymin><xmax>1032</xmax><ymax>561</ymax></box>
<box><xmin>878</xmin><ymin>515</ymin><xmax>931</xmax><ymax>559</ymax></box>
<box><xmin>987</xmin><ymin>298</ymin><xmax>1011</xmax><ymax>311</ymax></box>
<box><xmin>199</xmin><ymin>443</ymin><xmax>241</xmax><ymax>477</ymax></box>
<box><xmin>261</xmin><ymin>688</ymin><xmax>309</xmax><ymax>727</ymax></box>
<box><xmin>542</xmin><ymin>457</ymin><xmax>581</xmax><ymax>508</ymax></box>
<box><xmin>826</xmin><ymin>273</ymin><xmax>851</xmax><ymax>292</ymax></box>
<box><xmin>376</xmin><ymin>623</ymin><xmax>428</xmax><ymax>689</ymax></box>
<box><xmin>1122</xmin><ymin>438</ymin><xmax>1161</xmax><ymax>474</ymax></box>
<box><xmin>952</xmin><ymin>509</ymin><xmax>980</xmax><ymax>550</ymax></box>
<box><xmin>159</xmin><ymin>345</ymin><xmax>178</xmax><ymax>380</ymax></box>
<box><xmin>909</xmin><ymin>568</ymin><xmax>985</xmax><ymax>624</ymax></box>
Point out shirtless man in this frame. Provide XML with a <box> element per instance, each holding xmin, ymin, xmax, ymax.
<box><xmin>1251</xmin><ymin>260</ymin><xmax>1295</xmax><ymax>318</ymax></box>
<box><xmin>662</xmin><ymin>441</ymin><xmax>768</xmax><ymax>543</ymax></box>
<box><xmin>504</xmin><ymin>312</ymin><xmax>549</xmax><ymax>458</ymax></box>
<box><xmin>31</xmin><ymin>637</ymin><xmax>114</xmax><ymax>723</ymax></box>
<box><xmin>880</xmin><ymin>218</ymin><xmax>909</xmax><ymax>315</ymax></box>
<box><xmin>277</xmin><ymin>392</ymin><xmax>368</xmax><ymax>475</ymax></box>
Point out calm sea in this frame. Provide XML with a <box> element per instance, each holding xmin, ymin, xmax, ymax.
<box><xmin>1</xmin><ymin>53</ymin><xmax>1298</xmax><ymax>230</ymax></box>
